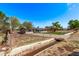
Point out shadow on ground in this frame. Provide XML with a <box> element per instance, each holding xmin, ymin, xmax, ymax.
<box><xmin>68</xmin><ymin>52</ymin><xmax>79</xmax><ymax>56</ymax></box>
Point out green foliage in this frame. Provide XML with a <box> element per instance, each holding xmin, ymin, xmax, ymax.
<box><xmin>52</xmin><ymin>21</ymin><xmax>63</xmax><ymax>32</ymax></box>
<box><xmin>52</xmin><ymin>22</ymin><xmax>62</xmax><ymax>29</ymax></box>
<box><xmin>11</xmin><ymin>17</ymin><xmax>21</xmax><ymax>30</ymax></box>
<box><xmin>0</xmin><ymin>11</ymin><xmax>6</xmax><ymax>20</ymax></box>
<box><xmin>0</xmin><ymin>12</ymin><xmax>21</xmax><ymax>32</ymax></box>
<box><xmin>1</xmin><ymin>17</ymin><xmax>10</xmax><ymax>32</ymax></box>
<box><xmin>68</xmin><ymin>19</ymin><xmax>79</xmax><ymax>30</ymax></box>
<box><xmin>18</xmin><ymin>24</ymin><xmax>25</xmax><ymax>30</ymax></box>
<box><xmin>23</xmin><ymin>21</ymin><xmax>33</xmax><ymax>31</ymax></box>
<box><xmin>0</xmin><ymin>11</ymin><xmax>6</xmax><ymax>29</ymax></box>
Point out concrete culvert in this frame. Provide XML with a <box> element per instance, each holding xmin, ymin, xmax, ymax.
<box><xmin>55</xmin><ymin>38</ymin><xmax>64</xmax><ymax>42</ymax></box>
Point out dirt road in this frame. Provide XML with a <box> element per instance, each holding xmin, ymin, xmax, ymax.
<box><xmin>68</xmin><ymin>31</ymin><xmax>79</xmax><ymax>40</ymax></box>
<box><xmin>7</xmin><ymin>38</ymin><xmax>56</xmax><ymax>56</ymax></box>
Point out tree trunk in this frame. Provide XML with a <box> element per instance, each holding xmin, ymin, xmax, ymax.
<box><xmin>53</xmin><ymin>29</ymin><xmax>56</xmax><ymax>32</ymax></box>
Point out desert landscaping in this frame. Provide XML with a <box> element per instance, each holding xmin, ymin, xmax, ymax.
<box><xmin>0</xmin><ymin>3</ymin><xmax>79</xmax><ymax>56</ymax></box>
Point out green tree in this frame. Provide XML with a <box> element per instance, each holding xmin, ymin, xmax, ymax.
<box><xmin>0</xmin><ymin>11</ymin><xmax>6</xmax><ymax>29</ymax></box>
<box><xmin>0</xmin><ymin>16</ymin><xmax>11</xmax><ymax>44</ymax></box>
<box><xmin>52</xmin><ymin>21</ymin><xmax>62</xmax><ymax>32</ymax></box>
<box><xmin>68</xmin><ymin>19</ymin><xmax>79</xmax><ymax>30</ymax></box>
<box><xmin>0</xmin><ymin>11</ymin><xmax>6</xmax><ymax>20</ymax></box>
<box><xmin>1</xmin><ymin>17</ymin><xmax>11</xmax><ymax>33</ymax></box>
<box><xmin>23</xmin><ymin>21</ymin><xmax>33</xmax><ymax>31</ymax></box>
<box><xmin>11</xmin><ymin>17</ymin><xmax>20</xmax><ymax>30</ymax></box>
<box><xmin>18</xmin><ymin>24</ymin><xmax>25</xmax><ymax>29</ymax></box>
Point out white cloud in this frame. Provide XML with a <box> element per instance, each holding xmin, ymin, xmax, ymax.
<box><xmin>67</xmin><ymin>3</ymin><xmax>77</xmax><ymax>10</ymax></box>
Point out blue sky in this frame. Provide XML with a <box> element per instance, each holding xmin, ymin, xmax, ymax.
<box><xmin>0</xmin><ymin>3</ymin><xmax>79</xmax><ymax>28</ymax></box>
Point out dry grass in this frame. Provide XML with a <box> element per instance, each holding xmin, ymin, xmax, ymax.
<box><xmin>11</xmin><ymin>34</ymin><xmax>50</xmax><ymax>48</ymax></box>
